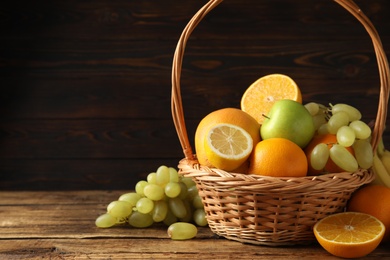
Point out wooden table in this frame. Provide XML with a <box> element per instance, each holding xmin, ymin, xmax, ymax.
<box><xmin>1</xmin><ymin>190</ymin><xmax>389</xmax><ymax>259</ymax></box>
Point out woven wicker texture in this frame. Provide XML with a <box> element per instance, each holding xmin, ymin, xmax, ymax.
<box><xmin>171</xmin><ymin>0</ymin><xmax>389</xmax><ymax>246</ymax></box>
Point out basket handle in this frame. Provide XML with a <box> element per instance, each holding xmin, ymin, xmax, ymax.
<box><xmin>171</xmin><ymin>0</ymin><xmax>390</xmax><ymax>160</ymax></box>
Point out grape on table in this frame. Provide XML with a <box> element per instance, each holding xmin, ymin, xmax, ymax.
<box><xmin>95</xmin><ymin>165</ymin><xmax>207</xmax><ymax>241</ymax></box>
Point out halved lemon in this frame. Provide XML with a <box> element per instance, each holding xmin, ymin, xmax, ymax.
<box><xmin>241</xmin><ymin>74</ymin><xmax>302</xmax><ymax>124</ymax></box>
<box><xmin>204</xmin><ymin>123</ymin><xmax>253</xmax><ymax>171</ymax></box>
<box><xmin>313</xmin><ymin>212</ymin><xmax>385</xmax><ymax>258</ymax></box>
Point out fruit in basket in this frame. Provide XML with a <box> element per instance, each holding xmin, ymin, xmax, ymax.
<box><xmin>347</xmin><ymin>184</ymin><xmax>390</xmax><ymax>241</ymax></box>
<box><xmin>204</xmin><ymin>123</ymin><xmax>253</xmax><ymax>171</ymax></box>
<box><xmin>304</xmin><ymin>134</ymin><xmax>355</xmax><ymax>175</ymax></box>
<box><xmin>247</xmin><ymin>137</ymin><xmax>307</xmax><ymax>177</ymax></box>
<box><xmin>308</xmin><ymin>102</ymin><xmax>370</xmax><ymax>141</ymax></box>
<box><xmin>353</xmin><ymin>139</ymin><xmax>374</xmax><ymax>169</ymax></box>
<box><xmin>329</xmin><ymin>144</ymin><xmax>359</xmax><ymax>172</ymax></box>
<box><xmin>194</xmin><ymin>108</ymin><xmax>260</xmax><ymax>171</ymax></box>
<box><xmin>230</xmin><ymin>160</ymin><xmax>249</xmax><ymax>173</ymax></box>
<box><xmin>308</xmin><ymin>143</ymin><xmax>329</xmax><ymax>171</ymax></box>
<box><xmin>240</xmin><ymin>74</ymin><xmax>302</xmax><ymax>124</ymax></box>
<box><xmin>313</xmin><ymin>212</ymin><xmax>385</xmax><ymax>258</ymax></box>
<box><xmin>371</xmin><ymin>141</ymin><xmax>390</xmax><ymax>187</ymax></box>
<box><xmin>336</xmin><ymin>125</ymin><xmax>356</xmax><ymax>147</ymax></box>
<box><xmin>330</xmin><ymin>103</ymin><xmax>362</xmax><ymax>122</ymax></box>
<box><xmin>304</xmin><ymin>102</ymin><xmax>328</xmax><ymax>130</ymax></box>
<box><xmin>349</xmin><ymin>120</ymin><xmax>372</xmax><ymax>139</ymax></box>
<box><xmin>304</xmin><ymin>101</ymin><xmax>374</xmax><ymax>174</ymax></box>
<box><xmin>260</xmin><ymin>99</ymin><xmax>315</xmax><ymax>148</ymax></box>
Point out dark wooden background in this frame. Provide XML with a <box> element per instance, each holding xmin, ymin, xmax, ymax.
<box><xmin>1</xmin><ymin>0</ymin><xmax>389</xmax><ymax>190</ymax></box>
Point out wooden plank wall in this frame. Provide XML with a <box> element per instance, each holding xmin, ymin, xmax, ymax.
<box><xmin>1</xmin><ymin>0</ymin><xmax>389</xmax><ymax>190</ymax></box>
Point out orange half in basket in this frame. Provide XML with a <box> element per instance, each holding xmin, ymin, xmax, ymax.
<box><xmin>241</xmin><ymin>74</ymin><xmax>302</xmax><ymax>124</ymax></box>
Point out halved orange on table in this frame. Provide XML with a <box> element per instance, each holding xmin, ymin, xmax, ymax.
<box><xmin>313</xmin><ymin>212</ymin><xmax>385</xmax><ymax>258</ymax></box>
<box><xmin>241</xmin><ymin>74</ymin><xmax>302</xmax><ymax>124</ymax></box>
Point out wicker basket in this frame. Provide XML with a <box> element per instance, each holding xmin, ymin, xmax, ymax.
<box><xmin>171</xmin><ymin>0</ymin><xmax>389</xmax><ymax>246</ymax></box>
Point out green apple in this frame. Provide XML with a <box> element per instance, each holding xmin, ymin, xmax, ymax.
<box><xmin>260</xmin><ymin>99</ymin><xmax>315</xmax><ymax>148</ymax></box>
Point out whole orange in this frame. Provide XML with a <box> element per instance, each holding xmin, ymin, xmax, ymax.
<box><xmin>304</xmin><ymin>134</ymin><xmax>354</xmax><ymax>175</ymax></box>
<box><xmin>347</xmin><ymin>184</ymin><xmax>390</xmax><ymax>242</ymax></box>
<box><xmin>231</xmin><ymin>160</ymin><xmax>249</xmax><ymax>174</ymax></box>
<box><xmin>248</xmin><ymin>138</ymin><xmax>307</xmax><ymax>177</ymax></box>
<box><xmin>194</xmin><ymin>108</ymin><xmax>261</xmax><ymax>171</ymax></box>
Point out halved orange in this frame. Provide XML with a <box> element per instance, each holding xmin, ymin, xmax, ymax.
<box><xmin>313</xmin><ymin>212</ymin><xmax>385</xmax><ymax>258</ymax></box>
<box><xmin>240</xmin><ymin>74</ymin><xmax>302</xmax><ymax>124</ymax></box>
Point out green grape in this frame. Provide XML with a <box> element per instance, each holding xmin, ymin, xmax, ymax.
<box><xmin>168</xmin><ymin>197</ymin><xmax>187</xmax><ymax>219</ymax></box>
<box><xmin>96</xmin><ymin>165</ymin><xmax>205</xmax><ymax>231</ymax></box>
<box><xmin>329</xmin><ymin>144</ymin><xmax>358</xmax><ymax>172</ymax></box>
<box><xmin>304</xmin><ymin>102</ymin><xmax>320</xmax><ymax>116</ymax></box>
<box><xmin>337</xmin><ymin>126</ymin><xmax>355</xmax><ymax>147</ymax></box>
<box><xmin>107</xmin><ymin>200</ymin><xmax>132</xmax><ymax>219</ymax></box>
<box><xmin>164</xmin><ymin>182</ymin><xmax>182</xmax><ymax>198</ymax></box>
<box><xmin>349</xmin><ymin>120</ymin><xmax>371</xmax><ymax>140</ymax></box>
<box><xmin>187</xmin><ymin>185</ymin><xmax>199</xmax><ymax>201</ymax></box>
<box><xmin>331</xmin><ymin>103</ymin><xmax>362</xmax><ymax>121</ymax></box>
<box><xmin>163</xmin><ymin>209</ymin><xmax>178</xmax><ymax>226</ymax></box>
<box><xmin>128</xmin><ymin>211</ymin><xmax>154</xmax><ymax>228</ymax></box>
<box><xmin>192</xmin><ymin>195</ymin><xmax>204</xmax><ymax>209</ymax></box>
<box><xmin>135</xmin><ymin>180</ymin><xmax>148</xmax><ymax>196</ymax></box>
<box><xmin>136</xmin><ymin>197</ymin><xmax>154</xmax><ymax>214</ymax></box>
<box><xmin>179</xmin><ymin>199</ymin><xmax>193</xmax><ymax>222</ymax></box>
<box><xmin>327</xmin><ymin>111</ymin><xmax>349</xmax><ymax>134</ymax></box>
<box><xmin>152</xmin><ymin>200</ymin><xmax>168</xmax><ymax>222</ymax></box>
<box><xmin>177</xmin><ymin>182</ymin><xmax>189</xmax><ymax>199</ymax></box>
<box><xmin>317</xmin><ymin>123</ymin><xmax>329</xmax><ymax>135</ymax></box>
<box><xmin>181</xmin><ymin>177</ymin><xmax>196</xmax><ymax>188</ymax></box>
<box><xmin>310</xmin><ymin>143</ymin><xmax>330</xmax><ymax>171</ymax></box>
<box><xmin>143</xmin><ymin>183</ymin><xmax>165</xmax><ymax>201</ymax></box>
<box><xmin>118</xmin><ymin>192</ymin><xmax>141</xmax><ymax>207</ymax></box>
<box><xmin>353</xmin><ymin>139</ymin><xmax>374</xmax><ymax>169</ymax></box>
<box><xmin>169</xmin><ymin>167</ymin><xmax>179</xmax><ymax>183</ymax></box>
<box><xmin>167</xmin><ymin>222</ymin><xmax>198</xmax><ymax>240</ymax></box>
<box><xmin>312</xmin><ymin>113</ymin><xmax>327</xmax><ymax>130</ymax></box>
<box><xmin>193</xmin><ymin>208</ymin><xmax>208</xmax><ymax>227</ymax></box>
<box><xmin>147</xmin><ymin>172</ymin><xmax>157</xmax><ymax>184</ymax></box>
<box><xmin>156</xmin><ymin>165</ymin><xmax>170</xmax><ymax>186</ymax></box>
<box><xmin>95</xmin><ymin>213</ymin><xmax>117</xmax><ymax>228</ymax></box>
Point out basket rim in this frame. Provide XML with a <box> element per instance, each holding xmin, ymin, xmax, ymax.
<box><xmin>177</xmin><ymin>157</ymin><xmax>375</xmax><ymax>192</ymax></box>
<box><xmin>171</xmin><ymin>0</ymin><xmax>390</xmax><ymax>164</ymax></box>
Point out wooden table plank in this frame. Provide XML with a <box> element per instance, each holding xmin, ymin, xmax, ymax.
<box><xmin>0</xmin><ymin>190</ymin><xmax>389</xmax><ymax>259</ymax></box>
<box><xmin>0</xmin><ymin>239</ymin><xmax>369</xmax><ymax>260</ymax></box>
<box><xmin>1</xmin><ymin>238</ymin><xmax>389</xmax><ymax>260</ymax></box>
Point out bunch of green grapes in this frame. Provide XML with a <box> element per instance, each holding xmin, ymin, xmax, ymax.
<box><xmin>95</xmin><ymin>165</ymin><xmax>207</xmax><ymax>239</ymax></box>
<box><xmin>305</xmin><ymin>102</ymin><xmax>373</xmax><ymax>172</ymax></box>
